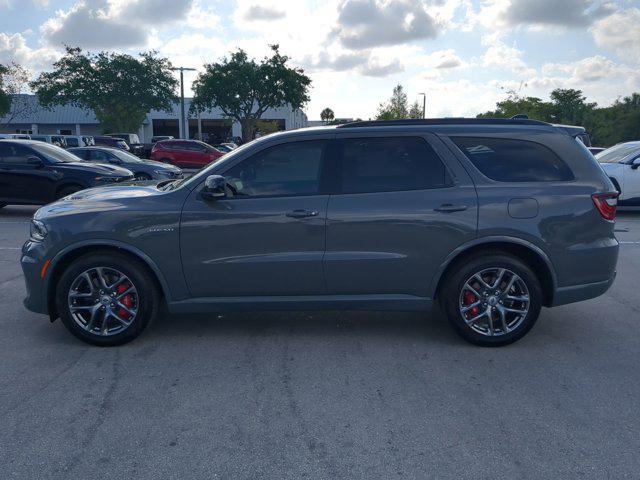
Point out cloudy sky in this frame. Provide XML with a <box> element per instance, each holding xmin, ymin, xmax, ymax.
<box><xmin>0</xmin><ymin>0</ymin><xmax>639</xmax><ymax>120</ymax></box>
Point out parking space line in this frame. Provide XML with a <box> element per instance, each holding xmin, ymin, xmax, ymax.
<box><xmin>0</xmin><ymin>247</ymin><xmax>21</xmax><ymax>250</ymax></box>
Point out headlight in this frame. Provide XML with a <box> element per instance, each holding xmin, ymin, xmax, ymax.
<box><xmin>30</xmin><ymin>219</ymin><xmax>48</xmax><ymax>242</ymax></box>
<box><xmin>154</xmin><ymin>169</ymin><xmax>171</xmax><ymax>175</ymax></box>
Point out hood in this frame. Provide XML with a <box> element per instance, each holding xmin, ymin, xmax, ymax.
<box><xmin>55</xmin><ymin>161</ymin><xmax>132</xmax><ymax>176</ymax></box>
<box><xmin>141</xmin><ymin>159</ymin><xmax>181</xmax><ymax>171</ymax></box>
<box><xmin>63</xmin><ymin>184</ymin><xmax>160</xmax><ymax>202</ymax></box>
<box><xmin>598</xmin><ymin>162</ymin><xmax>623</xmax><ymax>173</ymax></box>
<box><xmin>35</xmin><ymin>184</ymin><xmax>165</xmax><ymax>220</ymax></box>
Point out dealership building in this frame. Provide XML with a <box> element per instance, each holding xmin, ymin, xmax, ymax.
<box><xmin>0</xmin><ymin>95</ymin><xmax>308</xmax><ymax>142</ymax></box>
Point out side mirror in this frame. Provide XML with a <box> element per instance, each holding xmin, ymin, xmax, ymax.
<box><xmin>631</xmin><ymin>158</ymin><xmax>640</xmax><ymax>170</ymax></box>
<box><xmin>27</xmin><ymin>156</ymin><xmax>44</xmax><ymax>168</ymax></box>
<box><xmin>201</xmin><ymin>175</ymin><xmax>227</xmax><ymax>200</ymax></box>
<box><xmin>110</xmin><ymin>158</ymin><xmax>123</xmax><ymax>165</ymax></box>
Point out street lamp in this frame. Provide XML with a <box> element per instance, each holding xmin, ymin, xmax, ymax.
<box><xmin>170</xmin><ymin>66</ymin><xmax>196</xmax><ymax>139</ymax></box>
<box><xmin>418</xmin><ymin>92</ymin><xmax>426</xmax><ymax>119</ymax></box>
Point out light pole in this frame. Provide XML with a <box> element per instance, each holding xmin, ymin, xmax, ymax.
<box><xmin>418</xmin><ymin>92</ymin><xmax>426</xmax><ymax>119</ymax></box>
<box><xmin>170</xmin><ymin>66</ymin><xmax>196</xmax><ymax>139</ymax></box>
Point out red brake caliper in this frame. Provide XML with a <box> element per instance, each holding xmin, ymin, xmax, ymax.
<box><xmin>463</xmin><ymin>291</ymin><xmax>479</xmax><ymax>319</ymax></box>
<box><xmin>117</xmin><ymin>283</ymin><xmax>133</xmax><ymax>319</ymax></box>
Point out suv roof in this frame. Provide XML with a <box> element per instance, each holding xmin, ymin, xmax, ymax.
<box><xmin>337</xmin><ymin>118</ymin><xmax>551</xmax><ymax>128</ymax></box>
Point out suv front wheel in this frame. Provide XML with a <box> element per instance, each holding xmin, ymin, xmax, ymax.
<box><xmin>56</xmin><ymin>252</ymin><xmax>160</xmax><ymax>346</ymax></box>
<box><xmin>441</xmin><ymin>253</ymin><xmax>542</xmax><ymax>347</ymax></box>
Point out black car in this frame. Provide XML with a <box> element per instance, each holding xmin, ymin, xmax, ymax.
<box><xmin>68</xmin><ymin>146</ymin><xmax>182</xmax><ymax>181</ymax></box>
<box><xmin>0</xmin><ymin>140</ymin><xmax>134</xmax><ymax>208</ymax></box>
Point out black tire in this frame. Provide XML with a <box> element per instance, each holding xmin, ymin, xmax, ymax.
<box><xmin>56</xmin><ymin>252</ymin><xmax>160</xmax><ymax>346</ymax></box>
<box><xmin>56</xmin><ymin>185</ymin><xmax>82</xmax><ymax>199</ymax></box>
<box><xmin>440</xmin><ymin>252</ymin><xmax>542</xmax><ymax>347</ymax></box>
<box><xmin>134</xmin><ymin>172</ymin><xmax>152</xmax><ymax>181</ymax></box>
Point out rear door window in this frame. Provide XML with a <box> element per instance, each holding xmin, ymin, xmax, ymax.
<box><xmin>451</xmin><ymin>137</ymin><xmax>574</xmax><ymax>182</ymax></box>
<box><xmin>338</xmin><ymin>137</ymin><xmax>450</xmax><ymax>194</ymax></box>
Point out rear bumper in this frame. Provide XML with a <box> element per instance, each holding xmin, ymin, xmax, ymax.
<box><xmin>551</xmin><ymin>273</ymin><xmax>616</xmax><ymax>306</ymax></box>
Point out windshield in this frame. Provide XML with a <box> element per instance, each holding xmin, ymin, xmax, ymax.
<box><xmin>31</xmin><ymin>143</ymin><xmax>80</xmax><ymax>163</ymax></box>
<box><xmin>596</xmin><ymin>143</ymin><xmax>640</xmax><ymax>163</ymax></box>
<box><xmin>112</xmin><ymin>149</ymin><xmax>143</xmax><ymax>162</ymax></box>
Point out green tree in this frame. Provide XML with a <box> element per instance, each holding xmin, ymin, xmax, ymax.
<box><xmin>191</xmin><ymin>45</ymin><xmax>311</xmax><ymax>142</ymax></box>
<box><xmin>549</xmin><ymin>88</ymin><xmax>596</xmax><ymax>125</ymax></box>
<box><xmin>585</xmin><ymin>93</ymin><xmax>640</xmax><ymax>146</ymax></box>
<box><xmin>477</xmin><ymin>91</ymin><xmax>555</xmax><ymax>121</ymax></box>
<box><xmin>31</xmin><ymin>47</ymin><xmax>178</xmax><ymax>133</ymax></box>
<box><xmin>0</xmin><ymin>64</ymin><xmax>10</xmax><ymax>117</ymax></box>
<box><xmin>0</xmin><ymin>62</ymin><xmax>36</xmax><ymax>127</ymax></box>
<box><xmin>320</xmin><ymin>107</ymin><xmax>335</xmax><ymax>124</ymax></box>
<box><xmin>408</xmin><ymin>100</ymin><xmax>423</xmax><ymax>119</ymax></box>
<box><xmin>376</xmin><ymin>84</ymin><xmax>409</xmax><ymax>120</ymax></box>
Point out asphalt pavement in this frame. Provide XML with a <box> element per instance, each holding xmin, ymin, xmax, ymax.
<box><xmin>1</xmin><ymin>205</ymin><xmax>639</xmax><ymax>479</ymax></box>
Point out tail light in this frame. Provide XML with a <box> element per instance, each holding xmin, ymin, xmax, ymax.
<box><xmin>592</xmin><ymin>193</ymin><xmax>618</xmax><ymax>221</ymax></box>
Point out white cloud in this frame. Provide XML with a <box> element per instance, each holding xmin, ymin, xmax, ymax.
<box><xmin>332</xmin><ymin>0</ymin><xmax>439</xmax><ymax>49</ymax></box>
<box><xmin>0</xmin><ymin>32</ymin><xmax>58</xmax><ymax>72</ymax></box>
<box><xmin>471</xmin><ymin>0</ymin><xmax>615</xmax><ymax>30</ymax></box>
<box><xmin>41</xmin><ymin>0</ymin><xmax>199</xmax><ymax>49</ymax></box>
<box><xmin>481</xmin><ymin>32</ymin><xmax>534</xmax><ymax>76</ymax></box>
<box><xmin>503</xmin><ymin>0</ymin><xmax>614</xmax><ymax>27</ymax></box>
<box><xmin>591</xmin><ymin>7</ymin><xmax>640</xmax><ymax>61</ymax></box>
<box><xmin>416</xmin><ymin>48</ymin><xmax>465</xmax><ymax>69</ymax></box>
<box><xmin>243</xmin><ymin>5</ymin><xmax>286</xmax><ymax>21</ymax></box>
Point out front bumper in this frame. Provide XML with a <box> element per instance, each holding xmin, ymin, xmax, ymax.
<box><xmin>21</xmin><ymin>240</ymin><xmax>49</xmax><ymax>315</ymax></box>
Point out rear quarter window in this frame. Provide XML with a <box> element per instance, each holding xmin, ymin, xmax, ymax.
<box><xmin>451</xmin><ymin>137</ymin><xmax>574</xmax><ymax>182</ymax></box>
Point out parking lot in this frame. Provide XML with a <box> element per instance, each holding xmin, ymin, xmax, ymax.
<box><xmin>0</xmin><ymin>205</ymin><xmax>639</xmax><ymax>479</ymax></box>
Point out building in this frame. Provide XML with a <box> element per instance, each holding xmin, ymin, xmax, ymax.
<box><xmin>0</xmin><ymin>95</ymin><xmax>308</xmax><ymax>142</ymax></box>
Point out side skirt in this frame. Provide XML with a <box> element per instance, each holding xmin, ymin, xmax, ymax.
<box><xmin>167</xmin><ymin>294</ymin><xmax>433</xmax><ymax>314</ymax></box>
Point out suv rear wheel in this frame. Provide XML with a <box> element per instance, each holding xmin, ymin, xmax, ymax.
<box><xmin>441</xmin><ymin>253</ymin><xmax>542</xmax><ymax>347</ymax></box>
<box><xmin>56</xmin><ymin>252</ymin><xmax>160</xmax><ymax>346</ymax></box>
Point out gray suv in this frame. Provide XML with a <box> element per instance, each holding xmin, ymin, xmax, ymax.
<box><xmin>20</xmin><ymin>119</ymin><xmax>619</xmax><ymax>347</ymax></box>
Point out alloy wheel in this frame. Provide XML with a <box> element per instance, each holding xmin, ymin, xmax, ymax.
<box><xmin>459</xmin><ymin>267</ymin><xmax>530</xmax><ymax>337</ymax></box>
<box><xmin>67</xmin><ymin>267</ymin><xmax>139</xmax><ymax>336</ymax></box>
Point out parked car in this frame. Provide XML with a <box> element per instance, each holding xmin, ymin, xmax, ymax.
<box><xmin>213</xmin><ymin>144</ymin><xmax>234</xmax><ymax>153</ymax></box>
<box><xmin>30</xmin><ymin>135</ymin><xmax>68</xmax><ymax>148</ymax></box>
<box><xmin>588</xmin><ymin>147</ymin><xmax>606</xmax><ymax>155</ymax></box>
<box><xmin>151</xmin><ymin>135</ymin><xmax>174</xmax><ymax>143</ymax></box>
<box><xmin>63</xmin><ymin>135</ymin><xmax>94</xmax><ymax>148</ymax></box>
<box><xmin>150</xmin><ymin>139</ymin><xmax>225</xmax><ymax>168</ymax></box>
<box><xmin>108</xmin><ymin>133</ymin><xmax>140</xmax><ymax>146</ymax></box>
<box><xmin>0</xmin><ymin>140</ymin><xmax>133</xmax><ymax>207</ymax></box>
<box><xmin>21</xmin><ymin>118</ymin><xmax>619</xmax><ymax>347</ymax></box>
<box><xmin>596</xmin><ymin>141</ymin><xmax>640</xmax><ymax>207</ymax></box>
<box><xmin>68</xmin><ymin>146</ymin><xmax>182</xmax><ymax>181</ymax></box>
<box><xmin>0</xmin><ymin>133</ymin><xmax>31</xmax><ymax>139</ymax></box>
<box><xmin>94</xmin><ymin>136</ymin><xmax>130</xmax><ymax>151</ymax></box>
<box><xmin>107</xmin><ymin>133</ymin><xmax>146</xmax><ymax>157</ymax></box>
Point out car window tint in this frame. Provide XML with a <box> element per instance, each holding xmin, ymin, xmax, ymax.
<box><xmin>0</xmin><ymin>144</ymin><xmax>30</xmax><ymax>164</ymax></box>
<box><xmin>224</xmin><ymin>140</ymin><xmax>325</xmax><ymax>197</ymax></box>
<box><xmin>66</xmin><ymin>138</ymin><xmax>79</xmax><ymax>147</ymax></box>
<box><xmin>88</xmin><ymin>150</ymin><xmax>112</xmax><ymax>161</ymax></box>
<box><xmin>339</xmin><ymin>137</ymin><xmax>449</xmax><ymax>194</ymax></box>
<box><xmin>451</xmin><ymin>137</ymin><xmax>574</xmax><ymax>182</ymax></box>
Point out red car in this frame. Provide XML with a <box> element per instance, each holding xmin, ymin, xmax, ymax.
<box><xmin>150</xmin><ymin>140</ymin><xmax>225</xmax><ymax>168</ymax></box>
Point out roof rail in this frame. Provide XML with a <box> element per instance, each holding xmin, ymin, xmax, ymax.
<box><xmin>336</xmin><ymin>118</ymin><xmax>551</xmax><ymax>128</ymax></box>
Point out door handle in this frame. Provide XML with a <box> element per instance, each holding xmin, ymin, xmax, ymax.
<box><xmin>286</xmin><ymin>209</ymin><xmax>319</xmax><ymax>219</ymax></box>
<box><xmin>434</xmin><ymin>204</ymin><xmax>468</xmax><ymax>213</ymax></box>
